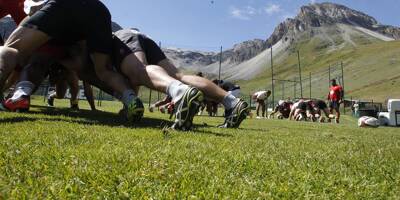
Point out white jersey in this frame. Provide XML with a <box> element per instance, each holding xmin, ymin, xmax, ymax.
<box><xmin>292</xmin><ymin>102</ymin><xmax>300</xmax><ymax>111</ymax></box>
<box><xmin>254</xmin><ymin>91</ymin><xmax>268</xmax><ymax>100</ymax></box>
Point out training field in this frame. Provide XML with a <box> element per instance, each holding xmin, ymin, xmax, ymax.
<box><xmin>1</xmin><ymin>97</ymin><xmax>399</xmax><ymax>199</ymax></box>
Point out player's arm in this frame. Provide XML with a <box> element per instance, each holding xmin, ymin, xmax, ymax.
<box><xmin>83</xmin><ymin>81</ymin><xmax>96</xmax><ymax>111</ymax></box>
<box><xmin>268</xmin><ymin>106</ymin><xmax>279</xmax><ymax>118</ymax></box>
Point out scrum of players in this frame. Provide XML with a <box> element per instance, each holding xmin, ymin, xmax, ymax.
<box><xmin>0</xmin><ymin>0</ymin><xmax>344</xmax><ymax>131</ymax></box>
<box><xmin>268</xmin><ymin>99</ymin><xmax>338</xmax><ymax>123</ymax></box>
<box><xmin>0</xmin><ymin>0</ymin><xmax>250</xmax><ymax>131</ymax></box>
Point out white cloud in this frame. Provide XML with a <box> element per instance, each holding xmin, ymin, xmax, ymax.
<box><xmin>310</xmin><ymin>0</ymin><xmax>317</xmax><ymax>4</ymax></box>
<box><xmin>230</xmin><ymin>6</ymin><xmax>257</xmax><ymax>20</ymax></box>
<box><xmin>264</xmin><ymin>4</ymin><xmax>282</xmax><ymax>15</ymax></box>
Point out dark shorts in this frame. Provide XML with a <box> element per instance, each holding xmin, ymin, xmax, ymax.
<box><xmin>22</xmin><ymin>0</ymin><xmax>113</xmax><ymax>54</ymax></box>
<box><xmin>329</xmin><ymin>101</ymin><xmax>340</xmax><ymax>110</ymax></box>
<box><xmin>315</xmin><ymin>100</ymin><xmax>328</xmax><ymax>110</ymax></box>
<box><xmin>111</xmin><ymin>36</ymin><xmax>133</xmax><ymax>72</ymax></box>
<box><xmin>114</xmin><ymin>29</ymin><xmax>167</xmax><ymax>65</ymax></box>
<box><xmin>298</xmin><ymin>102</ymin><xmax>308</xmax><ymax>111</ymax></box>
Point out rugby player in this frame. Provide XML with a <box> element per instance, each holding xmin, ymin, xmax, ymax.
<box><xmin>5</xmin><ymin>34</ymin><xmax>205</xmax><ymax>130</ymax></box>
<box><xmin>268</xmin><ymin>100</ymin><xmax>293</xmax><ymax>119</ymax></box>
<box><xmin>288</xmin><ymin>99</ymin><xmax>314</xmax><ymax>121</ymax></box>
<box><xmin>328</xmin><ymin>79</ymin><xmax>343</xmax><ymax>123</ymax></box>
<box><xmin>309</xmin><ymin>99</ymin><xmax>334</xmax><ymax>123</ymax></box>
<box><xmin>252</xmin><ymin>90</ymin><xmax>271</xmax><ymax>119</ymax></box>
<box><xmin>0</xmin><ymin>0</ymin><xmax>143</xmax><ymax>121</ymax></box>
<box><xmin>114</xmin><ymin>29</ymin><xmax>249</xmax><ymax>128</ymax></box>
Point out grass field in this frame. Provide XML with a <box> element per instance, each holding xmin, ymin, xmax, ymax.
<box><xmin>1</xmin><ymin>97</ymin><xmax>400</xmax><ymax>199</ymax></box>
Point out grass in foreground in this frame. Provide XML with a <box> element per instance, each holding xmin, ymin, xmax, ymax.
<box><xmin>1</xmin><ymin>97</ymin><xmax>400</xmax><ymax>199</ymax></box>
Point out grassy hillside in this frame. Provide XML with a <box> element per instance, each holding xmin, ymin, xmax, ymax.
<box><xmin>236</xmin><ymin>25</ymin><xmax>400</xmax><ymax>103</ymax></box>
<box><xmin>1</xmin><ymin>97</ymin><xmax>400</xmax><ymax>198</ymax></box>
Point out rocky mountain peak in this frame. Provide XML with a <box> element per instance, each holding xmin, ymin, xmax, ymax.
<box><xmin>266</xmin><ymin>2</ymin><xmax>400</xmax><ymax>47</ymax></box>
<box><xmin>297</xmin><ymin>3</ymin><xmax>378</xmax><ymax>27</ymax></box>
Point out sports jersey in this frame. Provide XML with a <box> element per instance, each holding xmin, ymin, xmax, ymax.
<box><xmin>0</xmin><ymin>0</ymin><xmax>26</xmax><ymax>24</ymax></box>
<box><xmin>254</xmin><ymin>91</ymin><xmax>268</xmax><ymax>100</ymax></box>
<box><xmin>276</xmin><ymin>101</ymin><xmax>292</xmax><ymax>118</ymax></box>
<box><xmin>329</xmin><ymin>85</ymin><xmax>343</xmax><ymax>101</ymax></box>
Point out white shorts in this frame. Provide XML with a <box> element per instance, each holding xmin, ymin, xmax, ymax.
<box><xmin>229</xmin><ymin>89</ymin><xmax>241</xmax><ymax>98</ymax></box>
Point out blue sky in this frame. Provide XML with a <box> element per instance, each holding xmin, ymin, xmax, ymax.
<box><xmin>102</xmin><ymin>0</ymin><xmax>400</xmax><ymax>51</ymax></box>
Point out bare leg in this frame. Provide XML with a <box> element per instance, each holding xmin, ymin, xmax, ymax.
<box><xmin>66</xmin><ymin>71</ymin><xmax>80</xmax><ymax>107</ymax></box>
<box><xmin>83</xmin><ymin>81</ymin><xmax>96</xmax><ymax>111</ymax></box>
<box><xmin>121</xmin><ymin>54</ymin><xmax>177</xmax><ymax>93</ymax></box>
<box><xmin>91</xmin><ymin>53</ymin><xmax>130</xmax><ymax>95</ymax></box>
<box><xmin>256</xmin><ymin>102</ymin><xmax>261</xmax><ymax>117</ymax></box>
<box><xmin>0</xmin><ymin>27</ymin><xmax>50</xmax><ymax>90</ymax></box>
<box><xmin>54</xmin><ymin>80</ymin><xmax>68</xmax><ymax>99</ymax></box>
<box><xmin>157</xmin><ymin>58</ymin><xmax>228</xmax><ymax>102</ymax></box>
<box><xmin>335</xmin><ymin>108</ymin><xmax>341</xmax><ymax>123</ymax></box>
<box><xmin>261</xmin><ymin>102</ymin><xmax>266</xmax><ymax>117</ymax></box>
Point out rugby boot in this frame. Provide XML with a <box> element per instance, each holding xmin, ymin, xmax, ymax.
<box><xmin>126</xmin><ymin>96</ymin><xmax>145</xmax><ymax>123</ymax></box>
<box><xmin>218</xmin><ymin>100</ymin><xmax>250</xmax><ymax>128</ymax></box>
<box><xmin>171</xmin><ymin>87</ymin><xmax>204</xmax><ymax>131</ymax></box>
<box><xmin>3</xmin><ymin>95</ymin><xmax>30</xmax><ymax>112</ymax></box>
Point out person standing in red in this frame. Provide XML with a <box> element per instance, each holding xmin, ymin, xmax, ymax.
<box><xmin>328</xmin><ymin>79</ymin><xmax>343</xmax><ymax>123</ymax></box>
<box><xmin>0</xmin><ymin>0</ymin><xmax>27</xmax><ymax>45</ymax></box>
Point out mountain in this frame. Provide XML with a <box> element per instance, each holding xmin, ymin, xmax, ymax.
<box><xmin>266</xmin><ymin>2</ymin><xmax>400</xmax><ymax>47</ymax></box>
<box><xmin>164</xmin><ymin>2</ymin><xmax>400</xmax><ymax>101</ymax></box>
<box><xmin>163</xmin><ymin>38</ymin><xmax>269</xmax><ymax>71</ymax></box>
<box><xmin>232</xmin><ymin>2</ymin><xmax>400</xmax><ymax>101</ymax></box>
<box><xmin>167</xmin><ymin>3</ymin><xmax>400</xmax><ymax>83</ymax></box>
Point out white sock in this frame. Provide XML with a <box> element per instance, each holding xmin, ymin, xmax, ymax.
<box><xmin>121</xmin><ymin>89</ymin><xmax>136</xmax><ymax>106</ymax></box>
<box><xmin>166</xmin><ymin>80</ymin><xmax>189</xmax><ymax>103</ymax></box>
<box><xmin>11</xmin><ymin>81</ymin><xmax>34</xmax><ymax>101</ymax></box>
<box><xmin>222</xmin><ymin>94</ymin><xmax>240</xmax><ymax>110</ymax></box>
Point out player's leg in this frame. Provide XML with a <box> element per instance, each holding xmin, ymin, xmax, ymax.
<box><xmin>0</xmin><ymin>21</ymin><xmax>52</xmax><ymax>94</ymax></box>
<box><xmin>140</xmin><ymin>35</ymin><xmax>249</xmax><ymax>127</ymax></box>
<box><xmin>2</xmin><ymin>56</ymin><xmax>51</xmax><ymax>111</ymax></box>
<box><xmin>256</xmin><ymin>100</ymin><xmax>261</xmax><ymax>118</ymax></box>
<box><xmin>66</xmin><ymin>71</ymin><xmax>80</xmax><ymax>110</ymax></box>
<box><xmin>334</xmin><ymin>102</ymin><xmax>341</xmax><ymax>123</ymax></box>
<box><xmin>261</xmin><ymin>100</ymin><xmax>265</xmax><ymax>117</ymax></box>
<box><xmin>121</xmin><ymin>53</ymin><xmax>203</xmax><ymax>130</ymax></box>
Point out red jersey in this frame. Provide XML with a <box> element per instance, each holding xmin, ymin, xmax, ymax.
<box><xmin>329</xmin><ymin>85</ymin><xmax>343</xmax><ymax>101</ymax></box>
<box><xmin>0</xmin><ymin>0</ymin><xmax>26</xmax><ymax>24</ymax></box>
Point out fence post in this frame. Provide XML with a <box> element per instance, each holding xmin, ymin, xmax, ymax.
<box><xmin>293</xmin><ymin>79</ymin><xmax>297</xmax><ymax>99</ymax></box>
<box><xmin>328</xmin><ymin>65</ymin><xmax>331</xmax><ymax>88</ymax></box>
<box><xmin>309</xmin><ymin>72</ymin><xmax>312</xmax><ymax>99</ymax></box>
<box><xmin>270</xmin><ymin>45</ymin><xmax>274</xmax><ymax>107</ymax></box>
<box><xmin>297</xmin><ymin>51</ymin><xmax>303</xmax><ymax>98</ymax></box>
<box><xmin>148</xmin><ymin>89</ymin><xmax>152</xmax><ymax>108</ymax></box>
<box><xmin>341</xmin><ymin>61</ymin><xmax>345</xmax><ymax>114</ymax></box>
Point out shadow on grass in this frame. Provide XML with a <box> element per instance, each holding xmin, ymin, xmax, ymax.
<box><xmin>1</xmin><ymin>105</ymin><xmax>242</xmax><ymax>135</ymax></box>
<box><xmin>1</xmin><ymin>105</ymin><xmax>172</xmax><ymax>129</ymax></box>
